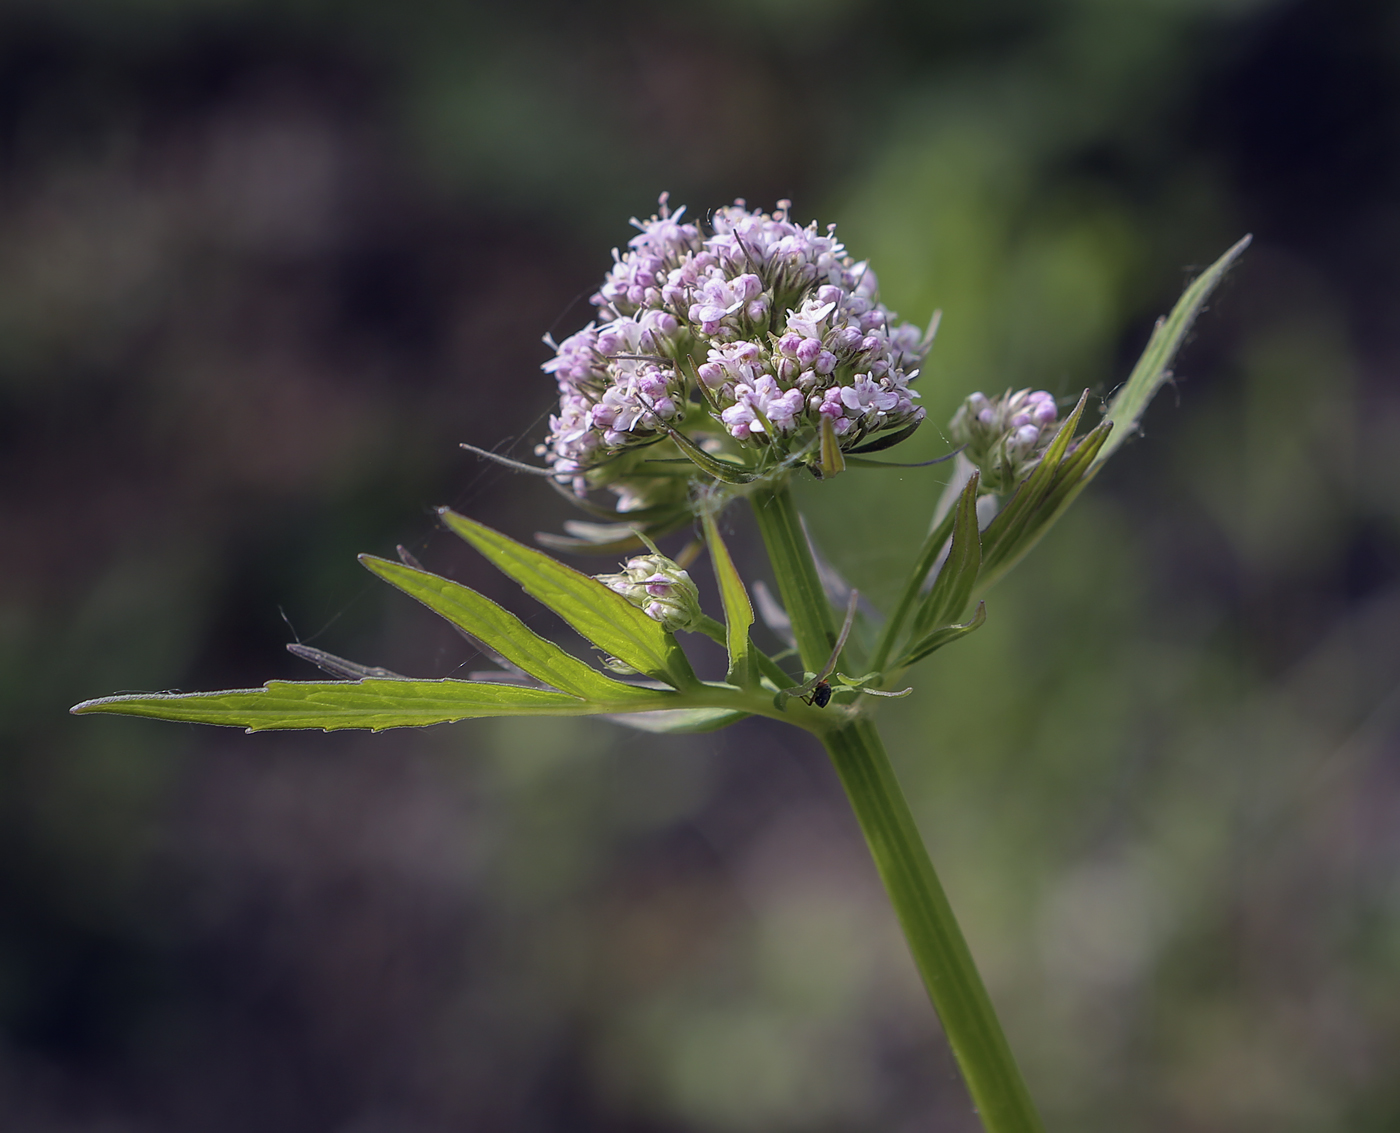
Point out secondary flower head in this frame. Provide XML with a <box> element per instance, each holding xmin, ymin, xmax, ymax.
<box><xmin>538</xmin><ymin>195</ymin><xmax>930</xmax><ymax>507</ymax></box>
<box><xmin>948</xmin><ymin>388</ymin><xmax>1062</xmax><ymax>494</ymax></box>
<box><xmin>595</xmin><ymin>551</ymin><xmax>703</xmax><ymax>633</ymax></box>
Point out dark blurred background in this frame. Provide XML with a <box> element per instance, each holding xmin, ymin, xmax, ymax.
<box><xmin>4</xmin><ymin>0</ymin><xmax>1400</xmax><ymax>1129</ymax></box>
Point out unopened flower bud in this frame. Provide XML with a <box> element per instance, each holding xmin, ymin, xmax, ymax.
<box><xmin>1006</xmin><ymin>424</ymin><xmax>1040</xmax><ymax>455</ymax></box>
<box><xmin>949</xmin><ymin>388</ymin><xmax>1062</xmax><ymax>493</ymax></box>
<box><xmin>595</xmin><ymin>553</ymin><xmax>703</xmax><ymax>633</ymax></box>
<box><xmin>834</xmin><ymin>327</ymin><xmax>863</xmax><ymax>352</ymax></box>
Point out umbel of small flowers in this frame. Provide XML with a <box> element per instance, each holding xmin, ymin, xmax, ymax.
<box><xmin>535</xmin><ymin>195</ymin><xmax>934</xmax><ymax>515</ymax></box>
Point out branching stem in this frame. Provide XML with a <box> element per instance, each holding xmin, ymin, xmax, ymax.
<box><xmin>750</xmin><ymin>480</ymin><xmax>1046</xmax><ymax>1133</ymax></box>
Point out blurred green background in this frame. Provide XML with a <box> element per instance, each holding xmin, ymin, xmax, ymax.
<box><xmin>4</xmin><ymin>1</ymin><xmax>1399</xmax><ymax>1130</ymax></box>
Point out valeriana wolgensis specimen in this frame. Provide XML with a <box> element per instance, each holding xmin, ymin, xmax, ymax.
<box><xmin>74</xmin><ymin>196</ymin><xmax>1248</xmax><ymax>1133</ymax></box>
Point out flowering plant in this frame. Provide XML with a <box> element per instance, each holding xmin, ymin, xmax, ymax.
<box><xmin>73</xmin><ymin>198</ymin><xmax>1247</xmax><ymax>1133</ymax></box>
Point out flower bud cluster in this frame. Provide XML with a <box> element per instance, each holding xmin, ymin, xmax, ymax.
<box><xmin>595</xmin><ymin>552</ymin><xmax>703</xmax><ymax>633</ymax></box>
<box><xmin>948</xmin><ymin>389</ymin><xmax>1061</xmax><ymax>494</ymax></box>
<box><xmin>539</xmin><ymin>195</ymin><xmax>928</xmax><ymax>503</ymax></box>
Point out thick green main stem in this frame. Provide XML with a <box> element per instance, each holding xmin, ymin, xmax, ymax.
<box><xmin>823</xmin><ymin>719</ymin><xmax>1045</xmax><ymax>1133</ymax></box>
<box><xmin>750</xmin><ymin>481</ymin><xmax>1045</xmax><ymax>1133</ymax></box>
<box><xmin>748</xmin><ymin>484</ymin><xmax>838</xmax><ymax>673</ymax></box>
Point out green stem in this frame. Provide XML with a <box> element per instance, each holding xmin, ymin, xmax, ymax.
<box><xmin>748</xmin><ymin>483</ymin><xmax>838</xmax><ymax>674</ymax></box>
<box><xmin>823</xmin><ymin>719</ymin><xmax>1045</xmax><ymax>1133</ymax></box>
<box><xmin>693</xmin><ymin>615</ymin><xmax>796</xmax><ymax>690</ymax></box>
<box><xmin>750</xmin><ymin>480</ymin><xmax>1045</xmax><ymax>1133</ymax></box>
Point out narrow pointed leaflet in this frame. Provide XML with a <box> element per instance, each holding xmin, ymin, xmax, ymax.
<box><xmin>912</xmin><ymin>471</ymin><xmax>982</xmax><ymax>640</ymax></box>
<box><xmin>702</xmin><ymin>510</ymin><xmax>756</xmax><ymax>687</ymax></box>
<box><xmin>439</xmin><ymin>509</ymin><xmax>697</xmax><ymax>689</ymax></box>
<box><xmin>71</xmin><ymin>680</ymin><xmax>596</xmax><ymax>733</ymax></box>
<box><xmin>359</xmin><ymin>555</ymin><xmax>666</xmax><ymax>704</ymax></box>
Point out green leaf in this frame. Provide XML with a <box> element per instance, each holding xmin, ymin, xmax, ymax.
<box><xmin>1037</xmin><ymin>420</ymin><xmax>1112</xmax><ymax>509</ymax></box>
<box><xmin>912</xmin><ymin>471</ymin><xmax>981</xmax><ymax>638</ymax></box>
<box><xmin>977</xmin><ymin>416</ymin><xmax>1115</xmax><ymax>593</ymax></box>
<box><xmin>702</xmin><ymin>510</ymin><xmax>755</xmax><ymax>687</ymax></box>
<box><xmin>697</xmin><ymin>613</ymin><xmax>796</xmax><ymax>692</ymax></box>
<box><xmin>1097</xmin><ymin>235</ymin><xmax>1251</xmax><ymax>468</ymax></box>
<box><xmin>866</xmin><ymin>507</ymin><xmax>958</xmax><ymax>675</ymax></box>
<box><xmin>603</xmin><ymin>707</ymin><xmax>750</xmax><ymax>734</ymax></box>
<box><xmin>438</xmin><ymin>509</ymin><xmax>697</xmax><ymax>689</ymax></box>
<box><xmin>359</xmin><ymin>555</ymin><xmax>661</xmax><ymax>703</ymax></box>
<box><xmin>71</xmin><ymin>679</ymin><xmax>614</xmax><ymax>732</ymax></box>
<box><xmin>985</xmin><ymin>421</ymin><xmax>1112</xmax><ymax>569</ymax></box>
<box><xmin>897</xmin><ymin>602</ymin><xmax>987</xmax><ymax>668</ymax></box>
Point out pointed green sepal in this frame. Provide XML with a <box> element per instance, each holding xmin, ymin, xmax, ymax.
<box><xmin>818</xmin><ymin>415</ymin><xmax>846</xmax><ymax>478</ymax></box>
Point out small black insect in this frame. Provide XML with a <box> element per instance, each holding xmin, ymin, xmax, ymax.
<box><xmin>781</xmin><ymin>591</ymin><xmax>858</xmax><ymax>712</ymax></box>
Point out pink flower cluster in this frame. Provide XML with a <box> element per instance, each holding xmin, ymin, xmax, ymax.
<box><xmin>538</xmin><ymin>195</ymin><xmax>929</xmax><ymax>501</ymax></box>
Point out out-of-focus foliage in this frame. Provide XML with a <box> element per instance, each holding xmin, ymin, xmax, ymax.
<box><xmin>4</xmin><ymin>1</ymin><xmax>1400</xmax><ymax>1131</ymax></box>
